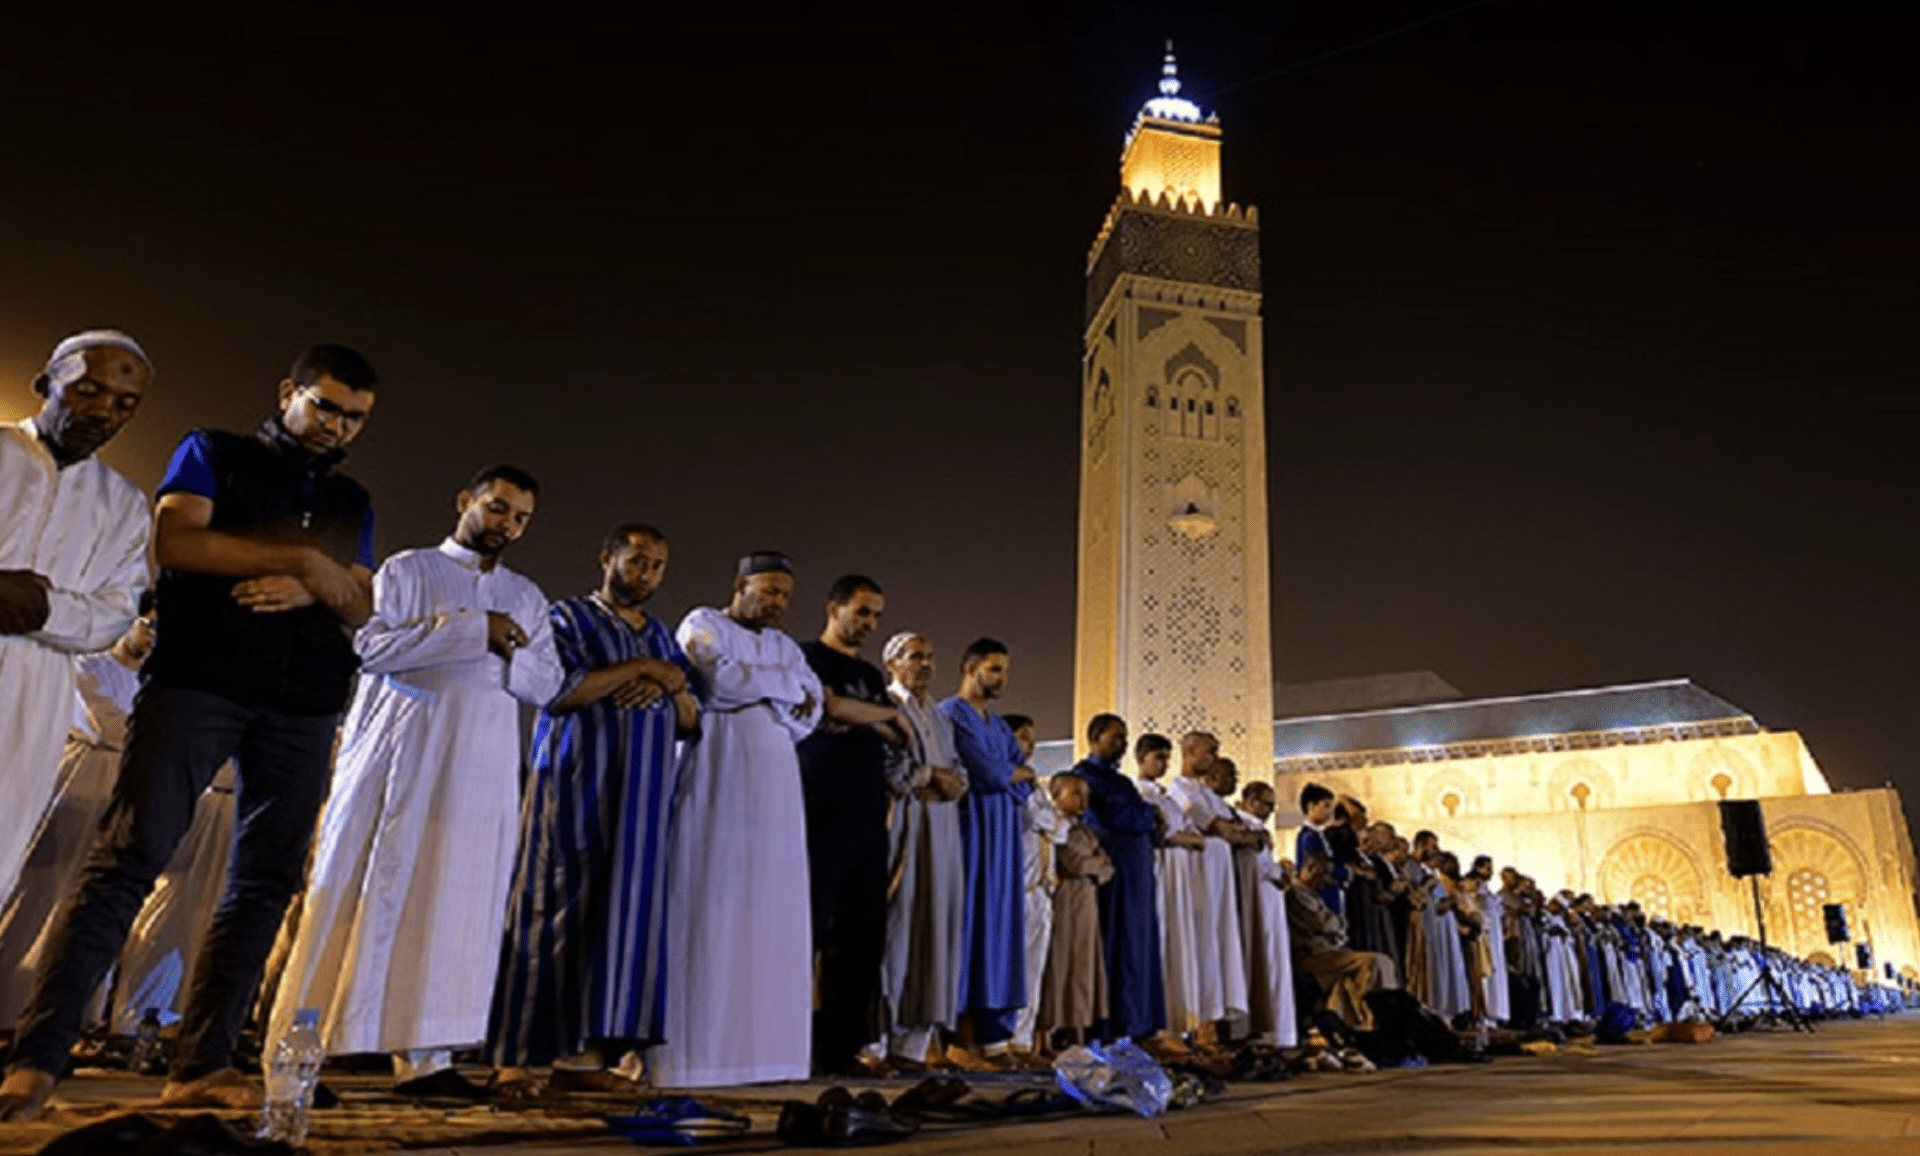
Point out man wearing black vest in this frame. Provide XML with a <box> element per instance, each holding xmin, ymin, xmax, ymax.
<box><xmin>0</xmin><ymin>345</ymin><xmax>379</xmax><ymax>1120</ymax></box>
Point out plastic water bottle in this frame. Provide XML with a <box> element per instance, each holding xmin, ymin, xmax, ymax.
<box><xmin>131</xmin><ymin>1008</ymin><xmax>164</xmax><ymax>1074</ymax></box>
<box><xmin>258</xmin><ymin>1008</ymin><xmax>324</xmax><ymax>1145</ymax></box>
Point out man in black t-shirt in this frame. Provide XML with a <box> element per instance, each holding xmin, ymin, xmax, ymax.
<box><xmin>797</xmin><ymin>573</ymin><xmax>908</xmax><ymax>1074</ymax></box>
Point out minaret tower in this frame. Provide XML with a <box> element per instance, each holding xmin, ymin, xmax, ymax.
<box><xmin>1074</xmin><ymin>44</ymin><xmax>1273</xmax><ymax>779</ymax></box>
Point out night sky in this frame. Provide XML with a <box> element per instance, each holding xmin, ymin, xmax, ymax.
<box><xmin>4</xmin><ymin>5</ymin><xmax>1915</xmax><ymax>812</ymax></box>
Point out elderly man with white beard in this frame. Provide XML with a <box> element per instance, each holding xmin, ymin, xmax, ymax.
<box><xmin>876</xmin><ymin>632</ymin><xmax>968</xmax><ymax>1069</ymax></box>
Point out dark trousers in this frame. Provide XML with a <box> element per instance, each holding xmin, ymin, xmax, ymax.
<box><xmin>7</xmin><ymin>685</ymin><xmax>336</xmax><ymax>1080</ymax></box>
<box><xmin>803</xmin><ymin>790</ymin><xmax>889</xmax><ymax>1073</ymax></box>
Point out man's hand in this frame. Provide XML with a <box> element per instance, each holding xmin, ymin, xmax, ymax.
<box><xmin>1011</xmin><ymin>764</ymin><xmax>1037</xmax><ymax>785</ymax></box>
<box><xmin>928</xmin><ymin>765</ymin><xmax>967</xmax><ymax>801</ymax></box>
<box><xmin>611</xmin><ymin>676</ymin><xmax>666</xmax><ymax>710</ymax></box>
<box><xmin>792</xmin><ymin>690</ymin><xmax>817</xmax><ymax>722</ymax></box>
<box><xmin>0</xmin><ymin>571</ymin><xmax>52</xmax><ymax>635</ymax></box>
<box><xmin>487</xmin><ymin>611</ymin><xmax>530</xmax><ymax>657</ymax></box>
<box><xmin>1167</xmin><ymin>831</ymin><xmax>1207</xmax><ymax>850</ymax></box>
<box><xmin>871</xmin><ymin>718</ymin><xmax>910</xmax><ymax>749</ymax></box>
<box><xmin>232</xmin><ymin>575</ymin><xmax>317</xmax><ymax>614</ymax></box>
<box><xmin>297</xmin><ymin>550</ymin><xmax>365</xmax><ymax>618</ymax></box>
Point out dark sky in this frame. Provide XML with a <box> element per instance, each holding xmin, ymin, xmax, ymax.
<box><xmin>4</xmin><ymin>4</ymin><xmax>1916</xmax><ymax>805</ymax></box>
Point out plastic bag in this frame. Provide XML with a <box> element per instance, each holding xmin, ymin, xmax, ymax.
<box><xmin>1052</xmin><ymin>1040</ymin><xmax>1173</xmax><ymax>1118</ymax></box>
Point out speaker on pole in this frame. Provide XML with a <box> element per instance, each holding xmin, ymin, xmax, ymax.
<box><xmin>1856</xmin><ymin>943</ymin><xmax>1874</xmax><ymax>971</ymax></box>
<box><xmin>1718</xmin><ymin>799</ymin><xmax>1773</xmax><ymax>878</ymax></box>
<box><xmin>1822</xmin><ymin>902</ymin><xmax>1850</xmax><ymax>944</ymax></box>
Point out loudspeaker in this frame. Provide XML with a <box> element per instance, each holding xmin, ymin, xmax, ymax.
<box><xmin>1823</xmin><ymin>902</ymin><xmax>1850</xmax><ymax>944</ymax></box>
<box><xmin>1718</xmin><ymin>799</ymin><xmax>1772</xmax><ymax>877</ymax></box>
<box><xmin>1856</xmin><ymin>943</ymin><xmax>1874</xmax><ymax>971</ymax></box>
<box><xmin>1887</xmin><ymin>962</ymin><xmax>1897</xmax><ymax>981</ymax></box>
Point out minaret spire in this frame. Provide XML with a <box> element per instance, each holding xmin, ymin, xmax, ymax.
<box><xmin>1161</xmin><ymin>39</ymin><xmax>1181</xmax><ymax>96</ymax></box>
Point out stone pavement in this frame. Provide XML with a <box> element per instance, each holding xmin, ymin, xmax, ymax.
<box><xmin>7</xmin><ymin>1015</ymin><xmax>1920</xmax><ymax>1154</ymax></box>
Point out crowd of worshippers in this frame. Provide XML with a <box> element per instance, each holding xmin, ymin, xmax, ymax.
<box><xmin>0</xmin><ymin>331</ymin><xmax>1895</xmax><ymax>1122</ymax></box>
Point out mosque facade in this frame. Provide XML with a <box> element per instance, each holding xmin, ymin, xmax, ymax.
<box><xmin>1060</xmin><ymin>53</ymin><xmax>1920</xmax><ymax>983</ymax></box>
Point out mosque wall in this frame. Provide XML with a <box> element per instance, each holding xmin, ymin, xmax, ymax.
<box><xmin>1271</xmin><ymin>729</ymin><xmax>1825</xmax><ymax>828</ymax></box>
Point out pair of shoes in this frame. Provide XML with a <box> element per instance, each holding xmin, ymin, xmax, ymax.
<box><xmin>393</xmin><ymin>1067</ymin><xmax>491</xmax><ymax>1100</ymax></box>
<box><xmin>1336</xmin><ymin>1048</ymin><xmax>1376</xmax><ymax>1073</ymax></box>
<box><xmin>37</xmin><ymin>1111</ymin><xmax>295</xmax><ymax>1155</ymax></box>
<box><xmin>778</xmin><ymin>1087</ymin><xmax>923</xmax><ymax>1146</ymax></box>
<box><xmin>892</xmin><ymin>1076</ymin><xmax>970</xmax><ymax>1118</ymax></box>
<box><xmin>607</xmin><ymin>1097</ymin><xmax>750</xmax><ymax>1145</ymax></box>
<box><xmin>160</xmin><ymin>1067</ymin><xmax>264</xmax><ymax>1110</ymax></box>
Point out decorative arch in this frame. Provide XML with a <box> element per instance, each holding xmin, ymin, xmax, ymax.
<box><xmin>1546</xmin><ymin>756</ymin><xmax>1613</xmax><ymax>813</ymax></box>
<box><xmin>1767</xmin><ymin>821</ymin><xmax>1870</xmax><ymax>959</ymax></box>
<box><xmin>1687</xmin><ymin>745</ymin><xmax>1757</xmax><ymax>803</ymax></box>
<box><xmin>1596</xmin><ymin>831</ymin><xmax>1708</xmax><ymax>925</ymax></box>
<box><xmin>1422</xmin><ymin>772</ymin><xmax>1485</xmax><ymax>821</ymax></box>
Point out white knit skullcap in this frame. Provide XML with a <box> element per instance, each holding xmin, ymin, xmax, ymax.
<box><xmin>882</xmin><ymin>631</ymin><xmax>926</xmax><ymax>665</ymax></box>
<box><xmin>42</xmin><ymin>329</ymin><xmax>152</xmax><ymax>388</ymax></box>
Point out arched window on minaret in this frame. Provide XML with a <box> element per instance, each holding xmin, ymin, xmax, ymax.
<box><xmin>1145</xmin><ymin>385</ymin><xmax>1159</xmax><ymax>408</ymax></box>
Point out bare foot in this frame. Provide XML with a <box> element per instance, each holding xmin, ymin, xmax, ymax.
<box><xmin>161</xmin><ymin>1067</ymin><xmax>264</xmax><ymax>1109</ymax></box>
<box><xmin>489</xmin><ymin>1066</ymin><xmax>544</xmax><ymax>1101</ymax></box>
<box><xmin>547</xmin><ymin>1066</ymin><xmax>645</xmax><ymax>1094</ymax></box>
<box><xmin>0</xmin><ymin>1067</ymin><xmax>56</xmax><ymax>1122</ymax></box>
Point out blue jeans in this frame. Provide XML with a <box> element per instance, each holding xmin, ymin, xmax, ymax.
<box><xmin>7</xmin><ymin>685</ymin><xmax>336</xmax><ymax>1080</ymax></box>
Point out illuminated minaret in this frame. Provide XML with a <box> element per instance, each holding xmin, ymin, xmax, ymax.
<box><xmin>1074</xmin><ymin>45</ymin><xmax>1273</xmax><ymax>779</ymax></box>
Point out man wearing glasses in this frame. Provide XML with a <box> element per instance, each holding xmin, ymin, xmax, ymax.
<box><xmin>0</xmin><ymin>345</ymin><xmax>380</xmax><ymax>1119</ymax></box>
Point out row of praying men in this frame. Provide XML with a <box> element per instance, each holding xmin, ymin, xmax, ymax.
<box><xmin>0</xmin><ymin>331</ymin><xmax>1898</xmax><ymax>1120</ymax></box>
<box><xmin>1291</xmin><ymin>788</ymin><xmax>1900</xmax><ymax>1033</ymax></box>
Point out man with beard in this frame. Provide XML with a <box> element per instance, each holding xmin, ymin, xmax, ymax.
<box><xmin>876</xmin><ymin>632</ymin><xmax>967</xmax><ymax>1069</ymax></box>
<box><xmin>796</xmin><ymin>575</ymin><xmax>907</xmax><ymax>1075</ymax></box>
<box><xmin>491</xmin><ymin>524</ymin><xmax>697</xmax><ymax>1094</ymax></box>
<box><xmin>1069</xmin><ymin>715</ymin><xmax>1165</xmax><ymax>1043</ymax></box>
<box><xmin>937</xmin><ymin>638</ymin><xmax>1035</xmax><ymax>1065</ymax></box>
<box><xmin>4</xmin><ymin>344</ymin><xmax>376</xmax><ymax>1120</ymax></box>
<box><xmin>649</xmin><ymin>553</ymin><xmax>821</xmax><ymax>1087</ymax></box>
<box><xmin>1226</xmin><ymin>776</ymin><xmax>1297</xmax><ymax>1047</ymax></box>
<box><xmin>272</xmin><ymin>466</ymin><xmax>562</xmax><ymax>1094</ymax></box>
<box><xmin>0</xmin><ymin>331</ymin><xmax>153</xmax><ymax>919</ymax></box>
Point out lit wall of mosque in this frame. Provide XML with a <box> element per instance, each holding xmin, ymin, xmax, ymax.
<box><xmin>1273</xmin><ymin>728</ymin><xmax>1920</xmax><ymax>979</ymax></box>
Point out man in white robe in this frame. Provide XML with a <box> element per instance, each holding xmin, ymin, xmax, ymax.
<box><xmin>1131</xmin><ymin>734</ymin><xmax>1208</xmax><ymax>1043</ymax></box>
<box><xmin>0</xmin><ymin>331</ymin><xmax>153</xmax><ymax>914</ymax></box>
<box><xmin>1221</xmin><ymin>770</ymin><xmax>1297</xmax><ymax>1047</ymax></box>
<box><xmin>1468</xmin><ymin>856</ymin><xmax>1511</xmax><ymax>1024</ymax></box>
<box><xmin>878</xmin><ymin>632</ymin><xmax>967</xmax><ymax>1068</ymax></box>
<box><xmin>0</xmin><ymin>612</ymin><xmax>152</xmax><ymax>1028</ymax></box>
<box><xmin>650</xmin><ymin>552</ymin><xmax>822</xmax><ymax>1087</ymax></box>
<box><xmin>270</xmin><ymin>465</ymin><xmax>561</xmax><ymax>1092</ymax></box>
<box><xmin>1164</xmin><ymin>733</ymin><xmax>1248</xmax><ymax>1040</ymax></box>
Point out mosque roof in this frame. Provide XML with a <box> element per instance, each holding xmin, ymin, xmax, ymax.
<box><xmin>1272</xmin><ymin>678</ymin><xmax>1754</xmax><ymax>759</ymax></box>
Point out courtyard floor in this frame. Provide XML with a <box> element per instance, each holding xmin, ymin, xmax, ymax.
<box><xmin>4</xmin><ymin>1015</ymin><xmax>1920</xmax><ymax>1155</ymax></box>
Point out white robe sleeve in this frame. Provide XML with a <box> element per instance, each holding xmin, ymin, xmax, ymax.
<box><xmin>678</xmin><ymin>609</ymin><xmax>818</xmax><ymax>714</ymax></box>
<box><xmin>355</xmin><ymin>555</ymin><xmax>490</xmax><ymax>675</ymax></box>
<box><xmin>504</xmin><ymin>586</ymin><xmax>564</xmax><ymax>707</ymax></box>
<box><xmin>33</xmin><ymin>493</ymin><xmax>148</xmax><ymax>655</ymax></box>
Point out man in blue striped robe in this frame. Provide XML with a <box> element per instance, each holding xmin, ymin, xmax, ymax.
<box><xmin>489</xmin><ymin>523</ymin><xmax>698</xmax><ymax>1092</ymax></box>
